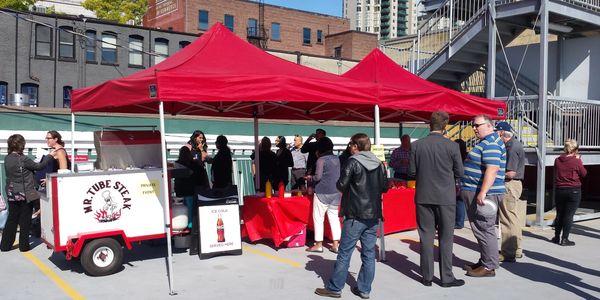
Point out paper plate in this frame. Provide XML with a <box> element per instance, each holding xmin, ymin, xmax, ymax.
<box><xmin>477</xmin><ymin>199</ymin><xmax>498</xmax><ymax>217</ymax></box>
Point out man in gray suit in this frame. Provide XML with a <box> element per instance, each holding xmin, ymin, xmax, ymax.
<box><xmin>409</xmin><ymin>111</ymin><xmax>465</xmax><ymax>288</ymax></box>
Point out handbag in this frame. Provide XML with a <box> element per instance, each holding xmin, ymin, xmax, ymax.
<box><xmin>0</xmin><ymin>193</ymin><xmax>6</xmax><ymax>211</ymax></box>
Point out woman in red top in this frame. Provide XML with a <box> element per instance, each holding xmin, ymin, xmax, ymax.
<box><xmin>552</xmin><ymin>139</ymin><xmax>587</xmax><ymax>246</ymax></box>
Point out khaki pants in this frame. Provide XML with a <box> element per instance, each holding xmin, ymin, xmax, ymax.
<box><xmin>499</xmin><ymin>180</ymin><xmax>526</xmax><ymax>257</ymax></box>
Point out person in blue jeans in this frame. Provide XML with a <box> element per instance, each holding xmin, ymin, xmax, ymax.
<box><xmin>454</xmin><ymin>139</ymin><xmax>468</xmax><ymax>229</ymax></box>
<box><xmin>315</xmin><ymin>133</ymin><xmax>388</xmax><ymax>299</ymax></box>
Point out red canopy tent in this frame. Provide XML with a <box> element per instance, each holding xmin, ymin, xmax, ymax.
<box><xmin>72</xmin><ymin>23</ymin><xmax>419</xmax><ymax>123</ymax></box>
<box><xmin>343</xmin><ymin>48</ymin><xmax>507</xmax><ymax>121</ymax></box>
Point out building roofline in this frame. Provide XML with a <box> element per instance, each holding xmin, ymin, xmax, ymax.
<box><xmin>267</xmin><ymin>48</ymin><xmax>361</xmax><ymax>63</ymax></box>
<box><xmin>0</xmin><ymin>8</ymin><xmax>199</xmax><ymax>37</ymax></box>
<box><xmin>326</xmin><ymin>30</ymin><xmax>378</xmax><ymax>38</ymax></box>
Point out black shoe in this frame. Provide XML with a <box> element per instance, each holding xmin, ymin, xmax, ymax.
<box><xmin>315</xmin><ymin>288</ymin><xmax>341</xmax><ymax>298</ymax></box>
<box><xmin>550</xmin><ymin>236</ymin><xmax>560</xmax><ymax>244</ymax></box>
<box><xmin>351</xmin><ymin>287</ymin><xmax>370</xmax><ymax>299</ymax></box>
<box><xmin>441</xmin><ymin>279</ymin><xmax>465</xmax><ymax>288</ymax></box>
<box><xmin>561</xmin><ymin>239</ymin><xmax>575</xmax><ymax>246</ymax></box>
<box><xmin>421</xmin><ymin>278</ymin><xmax>432</xmax><ymax>286</ymax></box>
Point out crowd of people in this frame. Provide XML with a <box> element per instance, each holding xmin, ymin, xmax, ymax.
<box><xmin>0</xmin><ymin>118</ymin><xmax>589</xmax><ymax>299</ymax></box>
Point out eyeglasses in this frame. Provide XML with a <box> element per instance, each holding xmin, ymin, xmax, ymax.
<box><xmin>45</xmin><ymin>137</ymin><xmax>54</xmax><ymax>140</ymax></box>
<box><xmin>472</xmin><ymin>123</ymin><xmax>488</xmax><ymax>129</ymax></box>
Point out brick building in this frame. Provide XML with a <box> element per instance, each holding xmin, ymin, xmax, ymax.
<box><xmin>0</xmin><ymin>9</ymin><xmax>362</xmax><ymax>109</ymax></box>
<box><xmin>143</xmin><ymin>0</ymin><xmax>377</xmax><ymax>60</ymax></box>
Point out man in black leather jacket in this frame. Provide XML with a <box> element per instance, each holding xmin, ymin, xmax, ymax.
<box><xmin>315</xmin><ymin>133</ymin><xmax>387</xmax><ymax>299</ymax></box>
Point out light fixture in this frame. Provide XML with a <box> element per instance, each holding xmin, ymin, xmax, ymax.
<box><xmin>532</xmin><ymin>21</ymin><xmax>573</xmax><ymax>33</ymax></box>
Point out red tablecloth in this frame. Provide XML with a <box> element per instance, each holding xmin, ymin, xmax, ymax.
<box><xmin>242</xmin><ymin>189</ymin><xmax>417</xmax><ymax>247</ymax></box>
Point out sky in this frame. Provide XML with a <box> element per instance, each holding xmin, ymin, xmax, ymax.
<box><xmin>262</xmin><ymin>0</ymin><xmax>343</xmax><ymax>17</ymax></box>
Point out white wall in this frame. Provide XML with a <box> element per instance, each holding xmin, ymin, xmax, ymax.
<box><xmin>495</xmin><ymin>35</ymin><xmax>600</xmax><ymax>100</ymax></box>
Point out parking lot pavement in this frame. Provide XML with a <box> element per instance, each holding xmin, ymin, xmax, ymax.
<box><xmin>1</xmin><ymin>218</ymin><xmax>599</xmax><ymax>299</ymax></box>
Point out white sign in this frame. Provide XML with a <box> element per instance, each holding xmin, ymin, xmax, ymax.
<box><xmin>198</xmin><ymin>204</ymin><xmax>241</xmax><ymax>254</ymax></box>
<box><xmin>51</xmin><ymin>170</ymin><xmax>166</xmax><ymax>246</ymax></box>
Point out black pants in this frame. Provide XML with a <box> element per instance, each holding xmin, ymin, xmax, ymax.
<box><xmin>0</xmin><ymin>200</ymin><xmax>34</xmax><ymax>251</ymax></box>
<box><xmin>416</xmin><ymin>204</ymin><xmax>456</xmax><ymax>283</ymax></box>
<box><xmin>554</xmin><ymin>187</ymin><xmax>581</xmax><ymax>240</ymax></box>
<box><xmin>290</xmin><ymin>168</ymin><xmax>306</xmax><ymax>190</ymax></box>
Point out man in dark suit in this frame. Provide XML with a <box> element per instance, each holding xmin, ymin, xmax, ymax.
<box><xmin>409</xmin><ymin>111</ymin><xmax>465</xmax><ymax>288</ymax></box>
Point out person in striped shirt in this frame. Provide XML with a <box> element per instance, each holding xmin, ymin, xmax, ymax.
<box><xmin>460</xmin><ymin>114</ymin><xmax>506</xmax><ymax>278</ymax></box>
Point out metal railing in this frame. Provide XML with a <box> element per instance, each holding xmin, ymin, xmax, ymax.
<box><xmin>505</xmin><ymin>96</ymin><xmax>600</xmax><ymax>149</ymax></box>
<box><xmin>414</xmin><ymin>0</ymin><xmax>489</xmax><ymax>73</ymax></box>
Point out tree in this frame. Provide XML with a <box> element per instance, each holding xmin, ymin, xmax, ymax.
<box><xmin>82</xmin><ymin>0</ymin><xmax>148</xmax><ymax>25</ymax></box>
<box><xmin>0</xmin><ymin>0</ymin><xmax>37</xmax><ymax>11</ymax></box>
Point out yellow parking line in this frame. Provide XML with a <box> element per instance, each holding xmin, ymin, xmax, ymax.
<box><xmin>22</xmin><ymin>251</ymin><xmax>85</xmax><ymax>300</ymax></box>
<box><xmin>242</xmin><ymin>246</ymin><xmax>302</xmax><ymax>268</ymax></box>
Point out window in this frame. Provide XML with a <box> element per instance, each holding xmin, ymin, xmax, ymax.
<box><xmin>357</xmin><ymin>7</ymin><xmax>361</xmax><ymax>12</ymax></box>
<box><xmin>58</xmin><ymin>27</ymin><xmax>75</xmax><ymax>59</ymax></box>
<box><xmin>20</xmin><ymin>83</ymin><xmax>39</xmax><ymax>107</ymax></box>
<box><xmin>334</xmin><ymin>46</ymin><xmax>342</xmax><ymax>59</ymax></box>
<box><xmin>303</xmin><ymin>27</ymin><xmax>311</xmax><ymax>45</ymax></box>
<box><xmin>101</xmin><ymin>32</ymin><xmax>118</xmax><ymax>64</ymax></box>
<box><xmin>317</xmin><ymin>30</ymin><xmax>323</xmax><ymax>44</ymax></box>
<box><xmin>179</xmin><ymin>41</ymin><xmax>190</xmax><ymax>49</ymax></box>
<box><xmin>0</xmin><ymin>81</ymin><xmax>7</xmax><ymax>105</ymax></box>
<box><xmin>58</xmin><ymin>26</ymin><xmax>75</xmax><ymax>59</ymax></box>
<box><xmin>224</xmin><ymin>14</ymin><xmax>234</xmax><ymax>31</ymax></box>
<box><xmin>198</xmin><ymin>10</ymin><xmax>209</xmax><ymax>30</ymax></box>
<box><xmin>271</xmin><ymin>22</ymin><xmax>280</xmax><ymax>41</ymax></box>
<box><xmin>63</xmin><ymin>86</ymin><xmax>72</xmax><ymax>108</ymax></box>
<box><xmin>85</xmin><ymin>30</ymin><xmax>96</xmax><ymax>62</ymax></box>
<box><xmin>248</xmin><ymin>18</ymin><xmax>258</xmax><ymax>37</ymax></box>
<box><xmin>154</xmin><ymin>38</ymin><xmax>169</xmax><ymax>65</ymax></box>
<box><xmin>129</xmin><ymin>35</ymin><xmax>144</xmax><ymax>67</ymax></box>
<box><xmin>35</xmin><ymin>24</ymin><xmax>52</xmax><ymax>57</ymax></box>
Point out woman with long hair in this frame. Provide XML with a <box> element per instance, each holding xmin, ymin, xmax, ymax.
<box><xmin>212</xmin><ymin>135</ymin><xmax>233</xmax><ymax>188</ymax></box>
<box><xmin>1</xmin><ymin>134</ymin><xmax>53</xmax><ymax>252</ymax></box>
<box><xmin>274</xmin><ymin>136</ymin><xmax>293</xmax><ymax>188</ymax></box>
<box><xmin>306</xmin><ymin>137</ymin><xmax>341</xmax><ymax>253</ymax></box>
<box><xmin>46</xmin><ymin>130</ymin><xmax>70</xmax><ymax>171</ymax></box>
<box><xmin>250</xmin><ymin>137</ymin><xmax>277</xmax><ymax>192</ymax></box>
<box><xmin>552</xmin><ymin>139</ymin><xmax>587</xmax><ymax>246</ymax></box>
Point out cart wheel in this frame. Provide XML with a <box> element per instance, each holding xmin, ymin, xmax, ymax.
<box><xmin>80</xmin><ymin>238</ymin><xmax>123</xmax><ymax>276</ymax></box>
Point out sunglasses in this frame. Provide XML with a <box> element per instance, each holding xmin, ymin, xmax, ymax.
<box><xmin>472</xmin><ymin>123</ymin><xmax>488</xmax><ymax>129</ymax></box>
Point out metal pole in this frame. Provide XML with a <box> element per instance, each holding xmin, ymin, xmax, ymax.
<box><xmin>373</xmin><ymin>104</ymin><xmax>386</xmax><ymax>261</ymax></box>
<box><xmin>486</xmin><ymin>1</ymin><xmax>496</xmax><ymax>99</ymax></box>
<box><xmin>374</xmin><ymin>105</ymin><xmax>381</xmax><ymax>144</ymax></box>
<box><xmin>449</xmin><ymin>0</ymin><xmax>454</xmax><ymax>42</ymax></box>
<box><xmin>416</xmin><ymin>29</ymin><xmax>421</xmax><ymax>72</ymax></box>
<box><xmin>253</xmin><ymin>117</ymin><xmax>260</xmax><ymax>191</ymax></box>
<box><xmin>71</xmin><ymin>113</ymin><xmax>75</xmax><ymax>172</ymax></box>
<box><xmin>535</xmin><ymin>0</ymin><xmax>549</xmax><ymax>227</ymax></box>
<box><xmin>158</xmin><ymin>101</ymin><xmax>176</xmax><ymax>295</ymax></box>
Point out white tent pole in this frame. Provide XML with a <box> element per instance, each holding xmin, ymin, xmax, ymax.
<box><xmin>253</xmin><ymin>117</ymin><xmax>260</xmax><ymax>191</ymax></box>
<box><xmin>71</xmin><ymin>113</ymin><xmax>75</xmax><ymax>172</ymax></box>
<box><xmin>158</xmin><ymin>101</ymin><xmax>176</xmax><ymax>295</ymax></box>
<box><xmin>374</xmin><ymin>104</ymin><xmax>386</xmax><ymax>261</ymax></box>
<box><xmin>374</xmin><ymin>105</ymin><xmax>381</xmax><ymax>144</ymax></box>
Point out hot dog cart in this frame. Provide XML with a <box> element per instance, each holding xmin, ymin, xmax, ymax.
<box><xmin>40</xmin><ymin>129</ymin><xmax>175</xmax><ymax>276</ymax></box>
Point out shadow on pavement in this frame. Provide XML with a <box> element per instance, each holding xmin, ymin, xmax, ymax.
<box><xmin>305</xmin><ymin>254</ymin><xmax>357</xmax><ymax>288</ymax></box>
<box><xmin>502</xmin><ymin>262</ymin><xmax>600</xmax><ymax>299</ymax></box>
<box><xmin>380</xmin><ymin>249</ymin><xmax>422</xmax><ymax>284</ymax></box>
<box><xmin>523</xmin><ymin>249</ymin><xmax>600</xmax><ymax>278</ymax></box>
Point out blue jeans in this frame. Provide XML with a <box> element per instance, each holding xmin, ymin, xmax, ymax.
<box><xmin>327</xmin><ymin>218</ymin><xmax>378</xmax><ymax>294</ymax></box>
<box><xmin>455</xmin><ymin>198</ymin><xmax>465</xmax><ymax>228</ymax></box>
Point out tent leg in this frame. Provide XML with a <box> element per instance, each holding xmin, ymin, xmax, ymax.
<box><xmin>254</xmin><ymin>117</ymin><xmax>260</xmax><ymax>191</ymax></box>
<box><xmin>71</xmin><ymin>113</ymin><xmax>75</xmax><ymax>172</ymax></box>
<box><xmin>159</xmin><ymin>101</ymin><xmax>176</xmax><ymax>295</ymax></box>
<box><xmin>378</xmin><ymin>219</ymin><xmax>386</xmax><ymax>262</ymax></box>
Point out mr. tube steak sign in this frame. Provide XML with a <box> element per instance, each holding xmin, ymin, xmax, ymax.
<box><xmin>82</xmin><ymin>180</ymin><xmax>132</xmax><ymax>223</ymax></box>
